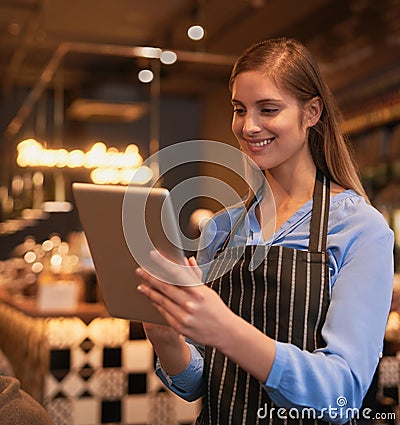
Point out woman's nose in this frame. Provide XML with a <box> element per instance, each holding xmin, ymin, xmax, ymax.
<box><xmin>242</xmin><ymin>114</ymin><xmax>262</xmax><ymax>135</ymax></box>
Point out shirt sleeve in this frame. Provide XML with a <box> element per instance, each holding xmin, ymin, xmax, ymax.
<box><xmin>265</xmin><ymin>212</ymin><xmax>394</xmax><ymax>424</ymax></box>
<box><xmin>155</xmin><ymin>342</ymin><xmax>205</xmax><ymax>401</ymax></box>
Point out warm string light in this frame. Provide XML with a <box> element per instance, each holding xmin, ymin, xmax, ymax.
<box><xmin>17</xmin><ymin>139</ymin><xmax>142</xmax><ymax>168</ymax></box>
<box><xmin>16</xmin><ymin>139</ymin><xmax>153</xmax><ymax>185</ymax></box>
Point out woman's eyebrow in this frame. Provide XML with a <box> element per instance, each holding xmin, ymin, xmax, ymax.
<box><xmin>256</xmin><ymin>98</ymin><xmax>283</xmax><ymax>104</ymax></box>
<box><xmin>231</xmin><ymin>98</ymin><xmax>283</xmax><ymax>105</ymax></box>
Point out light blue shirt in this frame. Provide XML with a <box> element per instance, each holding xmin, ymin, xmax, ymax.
<box><xmin>156</xmin><ymin>190</ymin><xmax>394</xmax><ymax>423</ymax></box>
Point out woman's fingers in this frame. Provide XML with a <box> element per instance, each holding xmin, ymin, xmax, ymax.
<box><xmin>137</xmin><ymin>267</ymin><xmax>205</xmax><ymax>309</ymax></box>
<box><xmin>151</xmin><ymin>301</ymin><xmax>187</xmax><ymax>332</ymax></box>
<box><xmin>149</xmin><ymin>250</ymin><xmax>202</xmax><ymax>286</ymax></box>
<box><xmin>138</xmin><ymin>268</ymin><xmax>235</xmax><ymax>346</ymax></box>
<box><xmin>136</xmin><ymin>268</ymin><xmax>188</xmax><ymax>303</ymax></box>
<box><xmin>188</xmin><ymin>256</ymin><xmax>203</xmax><ymax>280</ymax></box>
<box><xmin>137</xmin><ymin>282</ymin><xmax>192</xmax><ymax>332</ymax></box>
<box><xmin>136</xmin><ymin>263</ymin><xmax>212</xmax><ymax>337</ymax></box>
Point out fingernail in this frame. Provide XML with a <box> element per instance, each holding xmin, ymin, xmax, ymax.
<box><xmin>136</xmin><ymin>268</ymin><xmax>143</xmax><ymax>275</ymax></box>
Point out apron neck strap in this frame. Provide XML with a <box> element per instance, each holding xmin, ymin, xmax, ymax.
<box><xmin>308</xmin><ymin>168</ymin><xmax>330</xmax><ymax>252</ymax></box>
<box><xmin>217</xmin><ymin>168</ymin><xmax>330</xmax><ymax>255</ymax></box>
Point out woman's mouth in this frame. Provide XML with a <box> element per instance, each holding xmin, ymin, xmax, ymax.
<box><xmin>247</xmin><ymin>137</ymin><xmax>275</xmax><ymax>149</ymax></box>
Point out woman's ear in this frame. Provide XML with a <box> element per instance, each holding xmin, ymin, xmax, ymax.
<box><xmin>304</xmin><ymin>97</ymin><xmax>323</xmax><ymax>127</ymax></box>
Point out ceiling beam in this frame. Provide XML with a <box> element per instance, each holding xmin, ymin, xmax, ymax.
<box><xmin>4</xmin><ymin>40</ymin><xmax>236</xmax><ymax>137</ymax></box>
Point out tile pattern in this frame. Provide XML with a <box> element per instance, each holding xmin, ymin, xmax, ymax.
<box><xmin>42</xmin><ymin>319</ymin><xmax>201</xmax><ymax>424</ymax></box>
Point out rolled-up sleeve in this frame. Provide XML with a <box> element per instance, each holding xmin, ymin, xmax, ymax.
<box><xmin>155</xmin><ymin>342</ymin><xmax>205</xmax><ymax>401</ymax></box>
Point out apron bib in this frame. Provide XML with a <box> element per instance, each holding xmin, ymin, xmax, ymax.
<box><xmin>196</xmin><ymin>171</ymin><xmax>356</xmax><ymax>425</ymax></box>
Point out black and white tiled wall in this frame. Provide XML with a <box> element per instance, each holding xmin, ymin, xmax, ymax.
<box><xmin>43</xmin><ymin>318</ymin><xmax>201</xmax><ymax>425</ymax></box>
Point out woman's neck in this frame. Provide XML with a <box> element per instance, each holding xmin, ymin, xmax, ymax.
<box><xmin>264</xmin><ymin>162</ymin><xmax>317</xmax><ymax>209</ymax></box>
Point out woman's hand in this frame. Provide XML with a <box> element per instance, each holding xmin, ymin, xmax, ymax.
<box><xmin>139</xmin><ymin>253</ymin><xmax>276</xmax><ymax>383</ymax></box>
<box><xmin>136</xmin><ymin>254</ymin><xmax>237</xmax><ymax>350</ymax></box>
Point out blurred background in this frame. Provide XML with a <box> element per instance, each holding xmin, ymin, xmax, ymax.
<box><xmin>1</xmin><ymin>1</ymin><xmax>400</xmax><ymax>424</ymax></box>
<box><xmin>1</xmin><ymin>0</ymin><xmax>400</xmax><ymax>245</ymax></box>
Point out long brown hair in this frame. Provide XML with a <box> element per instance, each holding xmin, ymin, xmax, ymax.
<box><xmin>229</xmin><ymin>38</ymin><xmax>369</xmax><ymax>201</ymax></box>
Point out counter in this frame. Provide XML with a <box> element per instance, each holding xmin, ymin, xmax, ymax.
<box><xmin>0</xmin><ymin>291</ymin><xmax>200</xmax><ymax>425</ymax></box>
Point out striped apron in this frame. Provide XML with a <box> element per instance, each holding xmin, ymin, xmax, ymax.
<box><xmin>196</xmin><ymin>171</ymin><xmax>353</xmax><ymax>424</ymax></box>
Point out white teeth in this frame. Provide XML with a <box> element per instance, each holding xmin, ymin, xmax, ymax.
<box><xmin>249</xmin><ymin>138</ymin><xmax>274</xmax><ymax>147</ymax></box>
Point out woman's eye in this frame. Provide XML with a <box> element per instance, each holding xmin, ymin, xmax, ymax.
<box><xmin>233</xmin><ymin>108</ymin><xmax>246</xmax><ymax>115</ymax></box>
<box><xmin>261</xmin><ymin>108</ymin><xmax>278</xmax><ymax>114</ymax></box>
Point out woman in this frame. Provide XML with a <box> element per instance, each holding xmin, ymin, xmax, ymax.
<box><xmin>136</xmin><ymin>38</ymin><xmax>394</xmax><ymax>424</ymax></box>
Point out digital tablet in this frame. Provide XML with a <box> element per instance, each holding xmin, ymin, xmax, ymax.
<box><xmin>72</xmin><ymin>183</ymin><xmax>186</xmax><ymax>325</ymax></box>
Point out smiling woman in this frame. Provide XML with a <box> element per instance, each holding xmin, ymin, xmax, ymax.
<box><xmin>231</xmin><ymin>71</ymin><xmax>320</xmax><ymax>178</ymax></box>
<box><xmin>136</xmin><ymin>38</ymin><xmax>394</xmax><ymax>425</ymax></box>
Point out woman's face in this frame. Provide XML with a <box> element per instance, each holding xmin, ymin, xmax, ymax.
<box><xmin>231</xmin><ymin>71</ymin><xmax>314</xmax><ymax>174</ymax></box>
